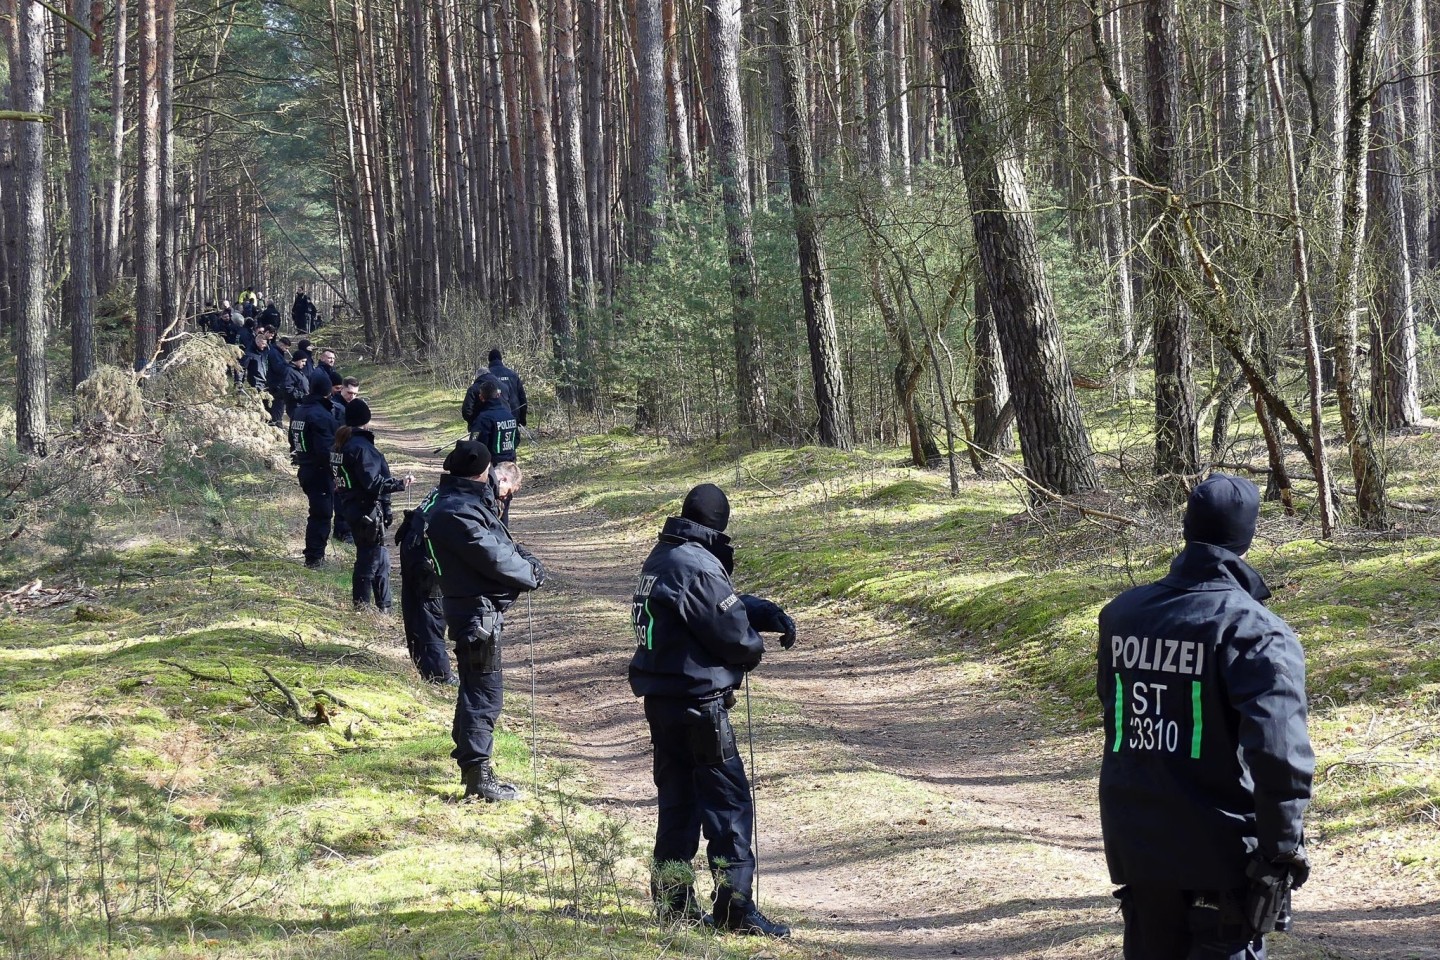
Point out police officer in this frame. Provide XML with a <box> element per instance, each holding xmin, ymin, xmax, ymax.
<box><xmin>468</xmin><ymin>380</ymin><xmax>518</xmax><ymax>459</ymax></box>
<box><xmin>334</xmin><ymin>400</ymin><xmax>414</xmax><ymax>611</ymax></box>
<box><xmin>396</xmin><ymin>488</ymin><xmax>454</xmax><ymax>685</ymax></box>
<box><xmin>485</xmin><ymin>348</ymin><xmax>528</xmax><ymax>427</ymax></box>
<box><xmin>629</xmin><ymin>483</ymin><xmax>796</xmax><ymax>938</ymax></box>
<box><xmin>289</xmin><ymin>370</ymin><xmax>340</xmax><ymax>568</ymax></box>
<box><xmin>423</xmin><ymin>440</ymin><xmax>545</xmax><ymax>801</ymax></box>
<box><xmin>1098</xmin><ymin>474</ymin><xmax>1313</xmax><ymax>960</ymax></box>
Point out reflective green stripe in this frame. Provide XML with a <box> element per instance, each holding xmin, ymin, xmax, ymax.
<box><xmin>644</xmin><ymin>600</ymin><xmax>654</xmax><ymax>650</ymax></box>
<box><xmin>339</xmin><ymin>466</ymin><xmax>352</xmax><ymax>489</ymax></box>
<box><xmin>1112</xmin><ymin>674</ymin><xmax>1123</xmax><ymax>752</ymax></box>
<box><xmin>426</xmin><ymin>537</ymin><xmax>442</xmax><ymax>576</ymax></box>
<box><xmin>1191</xmin><ymin>681</ymin><xmax>1203</xmax><ymax>759</ymax></box>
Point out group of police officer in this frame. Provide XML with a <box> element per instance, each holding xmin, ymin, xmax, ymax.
<box><xmin>291</xmin><ymin>342</ymin><xmax>1315</xmax><ymax>953</ymax></box>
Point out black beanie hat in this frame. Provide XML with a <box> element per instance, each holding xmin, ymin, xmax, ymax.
<box><xmin>327</xmin><ymin>368</ymin><xmax>343</xmax><ymax>387</ymax></box>
<box><xmin>488</xmin><ymin>348</ymin><xmax>502</xmax><ymax>365</ymax></box>
<box><xmin>308</xmin><ymin>369</ymin><xmax>332</xmax><ymax>399</ymax></box>
<box><xmin>443</xmin><ymin>439</ymin><xmax>492</xmax><ymax>477</ymax></box>
<box><xmin>681</xmin><ymin>483</ymin><xmax>730</xmax><ymax>532</ymax></box>
<box><xmin>344</xmin><ymin>398</ymin><xmax>372</xmax><ymax>427</ymax></box>
<box><xmin>1183</xmin><ymin>474</ymin><xmax>1261</xmax><ymax>555</ymax></box>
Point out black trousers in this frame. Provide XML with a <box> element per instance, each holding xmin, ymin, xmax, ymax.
<box><xmin>400</xmin><ymin>575</ymin><xmax>450</xmax><ymax>682</ymax></box>
<box><xmin>643</xmin><ymin>696</ymin><xmax>754</xmax><ymax>919</ymax></box>
<box><xmin>446</xmin><ymin>598</ymin><xmax>504</xmax><ymax>771</ymax></box>
<box><xmin>344</xmin><ymin>509</ymin><xmax>391</xmax><ymax>610</ymax></box>
<box><xmin>1118</xmin><ymin>886</ymin><xmax>1266</xmax><ymax>960</ymax></box>
<box><xmin>297</xmin><ymin>467</ymin><xmax>333</xmax><ymax>564</ymax></box>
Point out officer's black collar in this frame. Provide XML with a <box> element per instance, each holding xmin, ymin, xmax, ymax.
<box><xmin>349</xmin><ymin>428</ymin><xmax>375</xmax><ymax>443</ymax></box>
<box><xmin>659</xmin><ymin>516</ymin><xmax>734</xmax><ymax>573</ymax></box>
<box><xmin>1160</xmin><ymin>542</ymin><xmax>1272</xmax><ymax>602</ymax></box>
<box><xmin>439</xmin><ymin>474</ymin><xmax>491</xmax><ymax>496</ymax></box>
<box><xmin>659</xmin><ymin>515</ymin><xmax>729</xmax><ymax>547</ymax></box>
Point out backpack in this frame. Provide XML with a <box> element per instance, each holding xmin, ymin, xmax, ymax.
<box><xmin>396</xmin><ymin>505</ymin><xmax>440</xmax><ymax>593</ymax></box>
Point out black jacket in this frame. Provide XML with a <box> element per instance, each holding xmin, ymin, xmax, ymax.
<box><xmin>468</xmin><ymin>397</ymin><xmax>519</xmax><ymax>463</ymax></box>
<box><xmin>335</xmin><ymin>429</ymin><xmax>405</xmax><ymax>520</ymax></box>
<box><xmin>423</xmin><ymin>475</ymin><xmax>540</xmax><ymax>603</ymax></box>
<box><xmin>487</xmin><ymin>361</ymin><xmax>528</xmax><ymax>426</ymax></box>
<box><xmin>288</xmin><ymin>375</ymin><xmax>339</xmax><ymax>472</ymax></box>
<box><xmin>1097</xmin><ymin>543</ymin><xmax>1313</xmax><ymax>889</ymax></box>
<box><xmin>461</xmin><ymin>374</ymin><xmax>498</xmax><ymax>426</ymax></box>
<box><xmin>280</xmin><ymin>364</ymin><xmax>310</xmax><ymax>404</ymax></box>
<box><xmin>242</xmin><ymin>343</ymin><xmax>268</xmax><ymax>390</ymax></box>
<box><xmin>628</xmin><ymin>517</ymin><xmax>765</xmax><ymax>699</ymax></box>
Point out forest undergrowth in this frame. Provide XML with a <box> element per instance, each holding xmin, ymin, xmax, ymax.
<box><xmin>0</xmin><ymin>339</ymin><xmax>775</xmax><ymax>960</ymax></box>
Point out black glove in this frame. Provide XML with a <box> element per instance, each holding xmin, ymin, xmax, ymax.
<box><xmin>1272</xmin><ymin>846</ymin><xmax>1310</xmax><ymax>890</ymax></box>
<box><xmin>740</xmin><ymin>594</ymin><xmax>790</xmax><ymax>635</ymax></box>
<box><xmin>528</xmin><ymin>555</ymin><xmax>547</xmax><ymax>587</ymax></box>
<box><xmin>1243</xmin><ymin>846</ymin><xmax>1308</xmax><ymax>936</ymax></box>
<box><xmin>777</xmin><ymin>611</ymin><xmax>797</xmax><ymax>649</ymax></box>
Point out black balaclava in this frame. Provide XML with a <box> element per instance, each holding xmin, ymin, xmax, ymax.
<box><xmin>344</xmin><ymin>398</ymin><xmax>372</xmax><ymax>428</ymax></box>
<box><xmin>488</xmin><ymin>348</ymin><xmax>503</xmax><ymax>365</ymax></box>
<box><xmin>1183</xmin><ymin>474</ymin><xmax>1261</xmax><ymax>556</ymax></box>
<box><xmin>681</xmin><ymin>483</ymin><xmax>730</xmax><ymax>533</ymax></box>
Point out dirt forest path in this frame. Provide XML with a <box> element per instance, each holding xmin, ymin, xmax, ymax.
<box><xmin>376</xmin><ymin>419</ymin><xmax>1439</xmax><ymax>960</ymax></box>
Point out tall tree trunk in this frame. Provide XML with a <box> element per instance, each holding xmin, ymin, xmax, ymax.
<box><xmin>859</xmin><ymin>0</ymin><xmax>934</xmax><ymax>464</ymax></box>
<box><xmin>556</xmin><ymin>0</ymin><xmax>595</xmax><ymax>311</ymax></box>
<box><xmin>704</xmin><ymin>0</ymin><xmax>769</xmax><ymax>437</ymax></box>
<box><xmin>158</xmin><ymin>0</ymin><xmax>177</xmax><ymax>333</ymax></box>
<box><xmin>68</xmin><ymin>0</ymin><xmax>99</xmax><ymax>387</ymax></box>
<box><xmin>664</xmin><ymin>0</ymin><xmax>695</xmax><ymax>192</ymax></box>
<box><xmin>405</xmin><ymin>0</ymin><xmax>441</xmax><ymax>351</ymax></box>
<box><xmin>134</xmin><ymin>0</ymin><xmax>161</xmax><ymax>367</ymax></box>
<box><xmin>635</xmin><ymin>0</ymin><xmax>668</xmax><ymax>259</ymax></box>
<box><xmin>1333</xmin><ymin>0</ymin><xmax>1390</xmax><ymax>528</ymax></box>
<box><xmin>102</xmin><ymin>0</ymin><xmax>127</xmax><ymax>296</ymax></box>
<box><xmin>14</xmin><ymin>0</ymin><xmax>49</xmax><ymax>453</ymax></box>
<box><xmin>1399</xmin><ymin>0</ymin><xmax>1429</xmax><ymax>266</ymax></box>
<box><xmin>972</xmin><ymin>282</ymin><xmax>1013</xmax><ymax>452</ymax></box>
<box><xmin>933</xmin><ymin>0</ymin><xmax>1100</xmax><ymax>495</ymax></box>
<box><xmin>1370</xmin><ymin>48</ymin><xmax>1423</xmax><ymax>429</ymax></box>
<box><xmin>1254</xmin><ymin>5</ymin><xmax>1334</xmax><ymax>534</ymax></box>
<box><xmin>772</xmin><ymin>0</ymin><xmax>851</xmax><ymax>449</ymax></box>
<box><xmin>517</xmin><ymin>0</ymin><xmax>577</xmax><ymax>400</ymax></box>
<box><xmin>1143</xmin><ymin>0</ymin><xmax>1198</xmax><ymax>485</ymax></box>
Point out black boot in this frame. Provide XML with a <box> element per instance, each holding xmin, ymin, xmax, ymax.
<box><xmin>461</xmin><ymin>762</ymin><xmax>521</xmax><ymax>802</ymax></box>
<box><xmin>714</xmin><ymin>902</ymin><xmax>791</xmax><ymax>939</ymax></box>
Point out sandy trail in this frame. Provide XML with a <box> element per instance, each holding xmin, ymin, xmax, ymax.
<box><xmin>376</xmin><ymin>420</ymin><xmax>1438</xmax><ymax>959</ymax></box>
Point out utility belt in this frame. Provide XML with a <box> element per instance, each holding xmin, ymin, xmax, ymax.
<box><xmin>1115</xmin><ymin>882</ymin><xmax>1291</xmax><ymax>941</ymax></box>
<box><xmin>444</xmin><ymin>597</ymin><xmax>503</xmax><ymax>673</ymax></box>
<box><xmin>646</xmin><ymin>691</ymin><xmax>739</xmax><ymax>766</ymax></box>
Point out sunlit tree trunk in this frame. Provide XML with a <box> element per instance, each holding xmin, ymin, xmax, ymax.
<box><xmin>14</xmin><ymin>0</ymin><xmax>49</xmax><ymax>453</ymax></box>
<box><xmin>704</xmin><ymin>0</ymin><xmax>769</xmax><ymax>438</ymax></box>
<box><xmin>1333</xmin><ymin>0</ymin><xmax>1390</xmax><ymax>528</ymax></box>
<box><xmin>933</xmin><ymin>0</ymin><xmax>1100</xmax><ymax>495</ymax></box>
<box><xmin>134</xmin><ymin>0</ymin><xmax>161</xmax><ymax>366</ymax></box>
<box><xmin>773</xmin><ymin>0</ymin><xmax>851</xmax><ymax>449</ymax></box>
<box><xmin>68</xmin><ymin>0</ymin><xmax>99</xmax><ymax>387</ymax></box>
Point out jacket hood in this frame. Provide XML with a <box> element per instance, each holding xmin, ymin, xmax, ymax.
<box><xmin>660</xmin><ymin>516</ymin><xmax>734</xmax><ymax>573</ymax></box>
<box><xmin>1160</xmin><ymin>541</ymin><xmax>1272</xmax><ymax>603</ymax></box>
